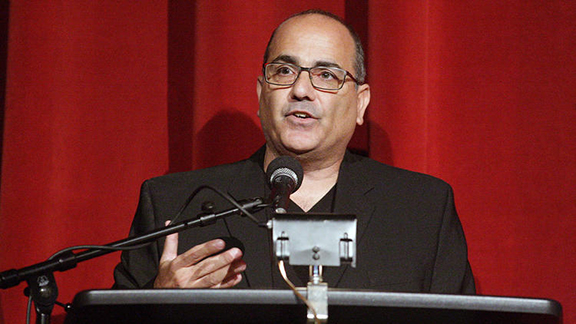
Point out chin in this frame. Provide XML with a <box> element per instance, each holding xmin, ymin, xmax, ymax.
<box><xmin>279</xmin><ymin>146</ymin><xmax>311</xmax><ymax>156</ymax></box>
<box><xmin>281</xmin><ymin>139</ymin><xmax>319</xmax><ymax>154</ymax></box>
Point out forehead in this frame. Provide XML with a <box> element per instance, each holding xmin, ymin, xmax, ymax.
<box><xmin>268</xmin><ymin>15</ymin><xmax>356</xmax><ymax>69</ymax></box>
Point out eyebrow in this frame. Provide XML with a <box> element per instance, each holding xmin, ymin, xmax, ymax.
<box><xmin>271</xmin><ymin>54</ymin><xmax>298</xmax><ymax>65</ymax></box>
<box><xmin>270</xmin><ymin>54</ymin><xmax>343</xmax><ymax>69</ymax></box>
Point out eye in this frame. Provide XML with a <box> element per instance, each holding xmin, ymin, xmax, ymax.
<box><xmin>314</xmin><ymin>68</ymin><xmax>338</xmax><ymax>81</ymax></box>
<box><xmin>274</xmin><ymin>64</ymin><xmax>297</xmax><ymax>76</ymax></box>
<box><xmin>321</xmin><ymin>71</ymin><xmax>335</xmax><ymax>79</ymax></box>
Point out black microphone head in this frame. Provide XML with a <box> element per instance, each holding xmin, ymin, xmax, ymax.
<box><xmin>266</xmin><ymin>156</ymin><xmax>304</xmax><ymax>192</ymax></box>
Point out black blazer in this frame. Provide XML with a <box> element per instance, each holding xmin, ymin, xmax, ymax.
<box><xmin>114</xmin><ymin>148</ymin><xmax>475</xmax><ymax>294</ymax></box>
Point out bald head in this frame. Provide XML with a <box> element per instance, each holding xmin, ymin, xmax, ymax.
<box><xmin>263</xmin><ymin>10</ymin><xmax>366</xmax><ymax>84</ymax></box>
<box><xmin>256</xmin><ymin>9</ymin><xmax>371</xmax><ymax>165</ymax></box>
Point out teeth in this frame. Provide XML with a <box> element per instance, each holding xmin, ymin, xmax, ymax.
<box><xmin>294</xmin><ymin>113</ymin><xmax>309</xmax><ymax>118</ymax></box>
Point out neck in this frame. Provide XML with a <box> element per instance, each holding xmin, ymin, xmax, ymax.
<box><xmin>263</xmin><ymin>145</ymin><xmax>345</xmax><ymax>173</ymax></box>
<box><xmin>264</xmin><ymin>146</ymin><xmax>344</xmax><ymax>211</ymax></box>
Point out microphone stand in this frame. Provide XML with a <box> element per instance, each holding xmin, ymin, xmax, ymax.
<box><xmin>0</xmin><ymin>197</ymin><xmax>268</xmax><ymax>324</ymax></box>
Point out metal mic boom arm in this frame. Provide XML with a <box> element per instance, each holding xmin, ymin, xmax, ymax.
<box><xmin>0</xmin><ymin>197</ymin><xmax>268</xmax><ymax>290</ymax></box>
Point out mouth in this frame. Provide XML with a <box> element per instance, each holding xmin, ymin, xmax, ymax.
<box><xmin>293</xmin><ymin>112</ymin><xmax>312</xmax><ymax>119</ymax></box>
<box><xmin>287</xmin><ymin>110</ymin><xmax>316</xmax><ymax>120</ymax></box>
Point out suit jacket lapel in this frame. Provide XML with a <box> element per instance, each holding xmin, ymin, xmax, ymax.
<box><xmin>226</xmin><ymin>146</ymin><xmax>268</xmax><ymax>201</ymax></box>
<box><xmin>334</xmin><ymin>152</ymin><xmax>376</xmax><ymax>239</ymax></box>
<box><xmin>325</xmin><ymin>151</ymin><xmax>376</xmax><ymax>286</ymax></box>
<box><xmin>222</xmin><ymin>148</ymin><xmax>280</xmax><ymax>288</ymax></box>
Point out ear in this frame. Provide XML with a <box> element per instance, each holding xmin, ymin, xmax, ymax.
<box><xmin>355</xmin><ymin>83</ymin><xmax>370</xmax><ymax>125</ymax></box>
<box><xmin>256</xmin><ymin>76</ymin><xmax>264</xmax><ymax>117</ymax></box>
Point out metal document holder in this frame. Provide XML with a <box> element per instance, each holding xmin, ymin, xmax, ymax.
<box><xmin>271</xmin><ymin>213</ymin><xmax>357</xmax><ymax>267</ymax></box>
<box><xmin>270</xmin><ymin>212</ymin><xmax>357</xmax><ymax>323</ymax></box>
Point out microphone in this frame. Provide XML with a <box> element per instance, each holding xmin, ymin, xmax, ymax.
<box><xmin>266</xmin><ymin>156</ymin><xmax>304</xmax><ymax>213</ymax></box>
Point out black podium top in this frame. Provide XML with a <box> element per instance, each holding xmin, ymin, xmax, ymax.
<box><xmin>65</xmin><ymin>289</ymin><xmax>562</xmax><ymax>324</ymax></box>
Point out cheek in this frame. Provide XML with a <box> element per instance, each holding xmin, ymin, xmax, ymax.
<box><xmin>258</xmin><ymin>92</ymin><xmax>271</xmax><ymax>120</ymax></box>
<box><xmin>258</xmin><ymin>108</ymin><xmax>271</xmax><ymax>129</ymax></box>
<box><xmin>326</xmin><ymin>103</ymin><xmax>359</xmax><ymax>140</ymax></box>
<box><xmin>259</xmin><ymin>91</ymin><xmax>285</xmax><ymax>120</ymax></box>
<box><xmin>258</xmin><ymin>102</ymin><xmax>278</xmax><ymax>131</ymax></box>
<box><xmin>328</xmin><ymin>97</ymin><xmax>357</xmax><ymax>124</ymax></box>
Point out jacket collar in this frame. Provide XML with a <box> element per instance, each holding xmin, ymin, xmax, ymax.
<box><xmin>226</xmin><ymin>146</ymin><xmax>269</xmax><ymax>202</ymax></box>
<box><xmin>334</xmin><ymin>150</ymin><xmax>376</xmax><ymax>240</ymax></box>
<box><xmin>325</xmin><ymin>151</ymin><xmax>376</xmax><ymax>286</ymax></box>
<box><xmin>226</xmin><ymin>147</ymin><xmax>377</xmax><ymax>222</ymax></box>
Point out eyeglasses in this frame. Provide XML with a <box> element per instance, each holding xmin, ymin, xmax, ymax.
<box><xmin>263</xmin><ymin>62</ymin><xmax>360</xmax><ymax>91</ymax></box>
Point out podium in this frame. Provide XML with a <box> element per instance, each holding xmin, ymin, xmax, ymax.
<box><xmin>64</xmin><ymin>289</ymin><xmax>562</xmax><ymax>324</ymax></box>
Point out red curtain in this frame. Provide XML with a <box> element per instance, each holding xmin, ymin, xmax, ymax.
<box><xmin>1</xmin><ymin>1</ymin><xmax>575</xmax><ymax>323</ymax></box>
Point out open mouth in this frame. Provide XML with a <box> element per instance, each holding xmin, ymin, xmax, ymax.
<box><xmin>293</xmin><ymin>112</ymin><xmax>311</xmax><ymax>119</ymax></box>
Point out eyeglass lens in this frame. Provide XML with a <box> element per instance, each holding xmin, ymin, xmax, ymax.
<box><xmin>265</xmin><ymin>63</ymin><xmax>346</xmax><ymax>90</ymax></box>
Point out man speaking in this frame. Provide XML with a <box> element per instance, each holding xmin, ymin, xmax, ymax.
<box><xmin>113</xmin><ymin>9</ymin><xmax>475</xmax><ymax>294</ymax></box>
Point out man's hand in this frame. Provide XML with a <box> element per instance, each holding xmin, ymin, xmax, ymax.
<box><xmin>153</xmin><ymin>222</ymin><xmax>246</xmax><ymax>288</ymax></box>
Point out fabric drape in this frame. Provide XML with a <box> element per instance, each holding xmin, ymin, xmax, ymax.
<box><xmin>1</xmin><ymin>1</ymin><xmax>575</xmax><ymax>323</ymax></box>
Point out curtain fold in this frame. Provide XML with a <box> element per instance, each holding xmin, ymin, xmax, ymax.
<box><xmin>1</xmin><ymin>1</ymin><xmax>575</xmax><ymax>323</ymax></box>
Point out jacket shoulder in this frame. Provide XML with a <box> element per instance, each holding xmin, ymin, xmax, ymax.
<box><xmin>346</xmin><ymin>152</ymin><xmax>452</xmax><ymax>192</ymax></box>
<box><xmin>145</xmin><ymin>159</ymin><xmax>253</xmax><ymax>190</ymax></box>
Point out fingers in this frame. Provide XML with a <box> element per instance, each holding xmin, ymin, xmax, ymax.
<box><xmin>159</xmin><ymin>221</ymin><xmax>178</xmax><ymax>263</ymax></box>
<box><xmin>192</xmin><ymin>255</ymin><xmax>246</xmax><ymax>288</ymax></box>
<box><xmin>186</xmin><ymin>245</ymin><xmax>242</xmax><ymax>279</ymax></box>
<box><xmin>212</xmin><ymin>260</ymin><xmax>246</xmax><ymax>288</ymax></box>
<box><xmin>155</xmin><ymin>234</ymin><xmax>246</xmax><ymax>289</ymax></box>
<box><xmin>173</xmin><ymin>239</ymin><xmax>227</xmax><ymax>268</ymax></box>
<box><xmin>217</xmin><ymin>273</ymin><xmax>243</xmax><ymax>289</ymax></box>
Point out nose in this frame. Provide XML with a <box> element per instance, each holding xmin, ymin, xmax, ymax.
<box><xmin>289</xmin><ymin>70</ymin><xmax>317</xmax><ymax>101</ymax></box>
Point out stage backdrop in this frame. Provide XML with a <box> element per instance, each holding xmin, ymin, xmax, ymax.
<box><xmin>1</xmin><ymin>1</ymin><xmax>574</xmax><ymax>323</ymax></box>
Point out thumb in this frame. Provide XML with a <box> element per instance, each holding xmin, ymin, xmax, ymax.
<box><xmin>159</xmin><ymin>220</ymin><xmax>178</xmax><ymax>263</ymax></box>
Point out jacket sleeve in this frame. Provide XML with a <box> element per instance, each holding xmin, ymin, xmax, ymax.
<box><xmin>113</xmin><ymin>180</ymin><xmax>161</xmax><ymax>289</ymax></box>
<box><xmin>430</xmin><ymin>185</ymin><xmax>476</xmax><ymax>294</ymax></box>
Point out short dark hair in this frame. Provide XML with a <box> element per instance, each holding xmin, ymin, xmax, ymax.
<box><xmin>263</xmin><ymin>9</ymin><xmax>366</xmax><ymax>84</ymax></box>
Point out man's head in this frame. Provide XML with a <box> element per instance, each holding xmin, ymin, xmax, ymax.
<box><xmin>257</xmin><ymin>10</ymin><xmax>371</xmax><ymax>166</ymax></box>
<box><xmin>263</xmin><ymin>10</ymin><xmax>366</xmax><ymax>84</ymax></box>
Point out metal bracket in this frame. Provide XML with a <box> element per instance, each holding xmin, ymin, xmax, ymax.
<box><xmin>275</xmin><ymin>231</ymin><xmax>290</xmax><ymax>261</ymax></box>
<box><xmin>307</xmin><ymin>280</ymin><xmax>328</xmax><ymax>323</ymax></box>
<box><xmin>270</xmin><ymin>213</ymin><xmax>357</xmax><ymax>323</ymax></box>
<box><xmin>270</xmin><ymin>213</ymin><xmax>357</xmax><ymax>267</ymax></box>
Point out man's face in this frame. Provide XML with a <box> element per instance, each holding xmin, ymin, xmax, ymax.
<box><xmin>257</xmin><ymin>14</ymin><xmax>370</xmax><ymax>163</ymax></box>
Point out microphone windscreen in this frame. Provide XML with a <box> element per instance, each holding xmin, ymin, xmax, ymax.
<box><xmin>266</xmin><ymin>156</ymin><xmax>304</xmax><ymax>191</ymax></box>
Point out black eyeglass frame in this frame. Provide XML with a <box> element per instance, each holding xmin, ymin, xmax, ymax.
<box><xmin>262</xmin><ymin>62</ymin><xmax>361</xmax><ymax>91</ymax></box>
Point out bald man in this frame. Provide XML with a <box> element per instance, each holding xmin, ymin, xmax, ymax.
<box><xmin>114</xmin><ymin>10</ymin><xmax>475</xmax><ymax>294</ymax></box>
